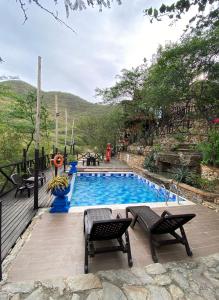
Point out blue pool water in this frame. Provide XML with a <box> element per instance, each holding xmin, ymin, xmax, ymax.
<box><xmin>71</xmin><ymin>173</ymin><xmax>177</xmax><ymax>207</ymax></box>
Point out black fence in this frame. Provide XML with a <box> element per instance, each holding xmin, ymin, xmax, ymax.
<box><xmin>0</xmin><ymin>148</ymin><xmax>50</xmax><ymax>198</ymax></box>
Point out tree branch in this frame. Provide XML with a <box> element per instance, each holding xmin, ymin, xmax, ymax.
<box><xmin>17</xmin><ymin>0</ymin><xmax>28</xmax><ymax>24</ymax></box>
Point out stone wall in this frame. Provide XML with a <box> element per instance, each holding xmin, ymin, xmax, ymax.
<box><xmin>1</xmin><ymin>254</ymin><xmax>219</xmax><ymax>300</ymax></box>
<box><xmin>201</xmin><ymin>165</ymin><xmax>219</xmax><ymax>181</ymax></box>
<box><xmin>118</xmin><ymin>152</ymin><xmax>145</xmax><ymax>169</ymax></box>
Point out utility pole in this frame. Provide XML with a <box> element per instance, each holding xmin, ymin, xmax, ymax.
<box><xmin>34</xmin><ymin>56</ymin><xmax>41</xmax><ymax>210</ymax></box>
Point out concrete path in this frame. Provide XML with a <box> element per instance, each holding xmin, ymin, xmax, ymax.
<box><xmin>7</xmin><ymin>205</ymin><xmax>219</xmax><ymax>282</ymax></box>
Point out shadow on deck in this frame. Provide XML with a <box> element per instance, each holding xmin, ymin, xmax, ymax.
<box><xmin>1</xmin><ymin>168</ymin><xmax>54</xmax><ymax>260</ymax></box>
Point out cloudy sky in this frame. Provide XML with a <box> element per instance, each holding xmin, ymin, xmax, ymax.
<box><xmin>0</xmin><ymin>0</ymin><xmax>194</xmax><ymax>102</ymax></box>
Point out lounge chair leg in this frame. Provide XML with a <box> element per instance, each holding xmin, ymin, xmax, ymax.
<box><xmin>125</xmin><ymin>231</ymin><xmax>133</xmax><ymax>267</ymax></box>
<box><xmin>27</xmin><ymin>188</ymin><xmax>30</xmax><ymax>198</ymax></box>
<box><xmin>15</xmin><ymin>189</ymin><xmax>18</xmax><ymax>198</ymax></box>
<box><xmin>180</xmin><ymin>226</ymin><xmax>193</xmax><ymax>256</ymax></box>
<box><xmin>149</xmin><ymin>234</ymin><xmax>158</xmax><ymax>263</ymax></box>
<box><xmin>131</xmin><ymin>215</ymin><xmax>138</xmax><ymax>229</ymax></box>
<box><xmin>84</xmin><ymin>236</ymin><xmax>89</xmax><ymax>274</ymax></box>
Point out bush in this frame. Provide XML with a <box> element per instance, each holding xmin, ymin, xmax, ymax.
<box><xmin>172</xmin><ymin>166</ymin><xmax>195</xmax><ymax>185</ymax></box>
<box><xmin>172</xmin><ymin>166</ymin><xmax>217</xmax><ymax>192</ymax></box>
<box><xmin>197</xmin><ymin>129</ymin><xmax>219</xmax><ymax>166</ymax></box>
<box><xmin>144</xmin><ymin>150</ymin><xmax>157</xmax><ymax>172</ymax></box>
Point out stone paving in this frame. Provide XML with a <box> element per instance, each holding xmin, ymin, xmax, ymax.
<box><xmin>1</xmin><ymin>253</ymin><xmax>219</xmax><ymax>299</ymax></box>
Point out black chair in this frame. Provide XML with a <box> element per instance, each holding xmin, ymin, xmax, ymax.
<box><xmin>11</xmin><ymin>173</ymin><xmax>34</xmax><ymax>198</ymax></box>
<box><xmin>126</xmin><ymin>206</ymin><xmax>195</xmax><ymax>263</ymax></box>
<box><xmin>84</xmin><ymin>208</ymin><xmax>133</xmax><ymax>273</ymax></box>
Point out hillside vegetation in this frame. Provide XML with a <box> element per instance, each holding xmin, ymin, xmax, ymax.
<box><xmin>0</xmin><ymin>80</ymin><xmax>115</xmax><ymax>163</ymax></box>
<box><xmin>0</xmin><ymin>80</ymin><xmax>109</xmax><ymax>123</ymax></box>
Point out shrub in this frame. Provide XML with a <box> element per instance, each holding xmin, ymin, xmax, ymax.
<box><xmin>144</xmin><ymin>150</ymin><xmax>158</xmax><ymax>172</ymax></box>
<box><xmin>197</xmin><ymin>129</ymin><xmax>219</xmax><ymax>166</ymax></box>
<box><xmin>172</xmin><ymin>166</ymin><xmax>217</xmax><ymax>192</ymax></box>
<box><xmin>172</xmin><ymin>166</ymin><xmax>195</xmax><ymax>185</ymax></box>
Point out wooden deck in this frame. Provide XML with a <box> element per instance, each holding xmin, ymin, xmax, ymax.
<box><xmin>1</xmin><ymin>168</ymin><xmax>54</xmax><ymax>260</ymax></box>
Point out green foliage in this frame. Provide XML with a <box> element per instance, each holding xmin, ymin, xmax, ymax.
<box><xmin>95</xmin><ymin>64</ymin><xmax>147</xmax><ymax>103</ymax></box>
<box><xmin>197</xmin><ymin>129</ymin><xmax>219</xmax><ymax>166</ymax></box>
<box><xmin>143</xmin><ymin>145</ymin><xmax>162</xmax><ymax>172</ymax></box>
<box><xmin>96</xmin><ymin>24</ymin><xmax>219</xmax><ymax>145</ymax></box>
<box><xmin>172</xmin><ymin>166</ymin><xmax>217</xmax><ymax>192</ymax></box>
<box><xmin>173</xmin><ymin>133</ymin><xmax>186</xmax><ymax>143</ymax></box>
<box><xmin>76</xmin><ymin>106</ymin><xmax>124</xmax><ymax>154</ymax></box>
<box><xmin>144</xmin><ymin>151</ymin><xmax>158</xmax><ymax>172</ymax></box>
<box><xmin>67</xmin><ymin>154</ymin><xmax>77</xmax><ymax>162</ymax></box>
<box><xmin>145</xmin><ymin>0</ymin><xmax>219</xmax><ymax>32</ymax></box>
<box><xmin>194</xmin><ymin>177</ymin><xmax>217</xmax><ymax>192</ymax></box>
<box><xmin>172</xmin><ymin>166</ymin><xmax>195</xmax><ymax>185</ymax></box>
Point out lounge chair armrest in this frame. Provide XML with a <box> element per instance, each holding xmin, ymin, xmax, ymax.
<box><xmin>161</xmin><ymin>210</ymin><xmax>172</xmax><ymax>217</ymax></box>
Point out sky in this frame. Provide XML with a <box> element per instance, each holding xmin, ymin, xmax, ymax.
<box><xmin>0</xmin><ymin>0</ymin><xmax>195</xmax><ymax>103</ymax></box>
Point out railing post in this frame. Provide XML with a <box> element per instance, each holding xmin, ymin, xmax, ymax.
<box><xmin>17</xmin><ymin>163</ymin><xmax>20</xmax><ymax>174</ymax></box>
<box><xmin>41</xmin><ymin>147</ymin><xmax>45</xmax><ymax>170</ymax></box>
<box><xmin>0</xmin><ymin>200</ymin><xmax>2</xmax><ymax>280</ymax></box>
<box><xmin>64</xmin><ymin>146</ymin><xmax>67</xmax><ymax>172</ymax></box>
<box><xmin>34</xmin><ymin>149</ymin><xmax>39</xmax><ymax>210</ymax></box>
<box><xmin>55</xmin><ymin>148</ymin><xmax>58</xmax><ymax>177</ymax></box>
<box><xmin>23</xmin><ymin>149</ymin><xmax>27</xmax><ymax>173</ymax></box>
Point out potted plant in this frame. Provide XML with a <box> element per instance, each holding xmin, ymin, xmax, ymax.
<box><xmin>47</xmin><ymin>176</ymin><xmax>71</xmax><ymax>213</ymax></box>
<box><xmin>67</xmin><ymin>154</ymin><xmax>78</xmax><ymax>175</ymax></box>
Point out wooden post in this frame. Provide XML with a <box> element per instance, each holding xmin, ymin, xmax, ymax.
<box><xmin>41</xmin><ymin>146</ymin><xmax>45</xmax><ymax>170</ymax></box>
<box><xmin>34</xmin><ymin>56</ymin><xmax>41</xmax><ymax>210</ymax></box>
<box><xmin>23</xmin><ymin>149</ymin><xmax>27</xmax><ymax>172</ymax></box>
<box><xmin>55</xmin><ymin>147</ymin><xmax>58</xmax><ymax>176</ymax></box>
<box><xmin>54</xmin><ymin>95</ymin><xmax>59</xmax><ymax>176</ymax></box>
<box><xmin>64</xmin><ymin>109</ymin><xmax>68</xmax><ymax>172</ymax></box>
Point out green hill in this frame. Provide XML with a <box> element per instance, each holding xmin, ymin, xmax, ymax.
<box><xmin>0</xmin><ymin>80</ymin><xmax>108</xmax><ymax>124</ymax></box>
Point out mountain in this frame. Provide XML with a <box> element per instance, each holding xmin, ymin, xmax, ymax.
<box><xmin>0</xmin><ymin>80</ymin><xmax>109</xmax><ymax>123</ymax></box>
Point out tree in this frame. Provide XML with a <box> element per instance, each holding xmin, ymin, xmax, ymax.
<box><xmin>17</xmin><ymin>0</ymin><xmax>121</xmax><ymax>29</ymax></box>
<box><xmin>141</xmin><ymin>24</ymin><xmax>219</xmax><ymax>121</ymax></box>
<box><xmin>76</xmin><ymin>107</ymin><xmax>124</xmax><ymax>153</ymax></box>
<box><xmin>95</xmin><ymin>63</ymin><xmax>148</xmax><ymax>103</ymax></box>
<box><xmin>7</xmin><ymin>91</ymin><xmax>52</xmax><ymax>153</ymax></box>
<box><xmin>145</xmin><ymin>0</ymin><xmax>219</xmax><ymax>32</ymax></box>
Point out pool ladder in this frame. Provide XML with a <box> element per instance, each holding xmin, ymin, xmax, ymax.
<box><xmin>158</xmin><ymin>183</ymin><xmax>180</xmax><ymax>205</ymax></box>
<box><xmin>170</xmin><ymin>182</ymin><xmax>180</xmax><ymax>205</ymax></box>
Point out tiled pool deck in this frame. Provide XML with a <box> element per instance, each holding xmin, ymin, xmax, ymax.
<box><xmin>7</xmin><ymin>204</ymin><xmax>219</xmax><ymax>282</ymax></box>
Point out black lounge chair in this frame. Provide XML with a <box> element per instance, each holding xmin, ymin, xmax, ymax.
<box><xmin>11</xmin><ymin>173</ymin><xmax>34</xmax><ymax>198</ymax></box>
<box><xmin>126</xmin><ymin>206</ymin><xmax>195</xmax><ymax>263</ymax></box>
<box><xmin>84</xmin><ymin>208</ymin><xmax>133</xmax><ymax>273</ymax></box>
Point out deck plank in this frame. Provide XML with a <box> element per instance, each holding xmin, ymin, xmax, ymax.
<box><xmin>1</xmin><ymin>168</ymin><xmax>54</xmax><ymax>261</ymax></box>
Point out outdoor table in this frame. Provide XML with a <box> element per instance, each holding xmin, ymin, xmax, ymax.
<box><xmin>24</xmin><ymin>176</ymin><xmax>44</xmax><ymax>186</ymax></box>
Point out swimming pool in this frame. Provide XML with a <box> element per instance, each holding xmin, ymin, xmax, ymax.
<box><xmin>70</xmin><ymin>172</ymin><xmax>185</xmax><ymax>207</ymax></box>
